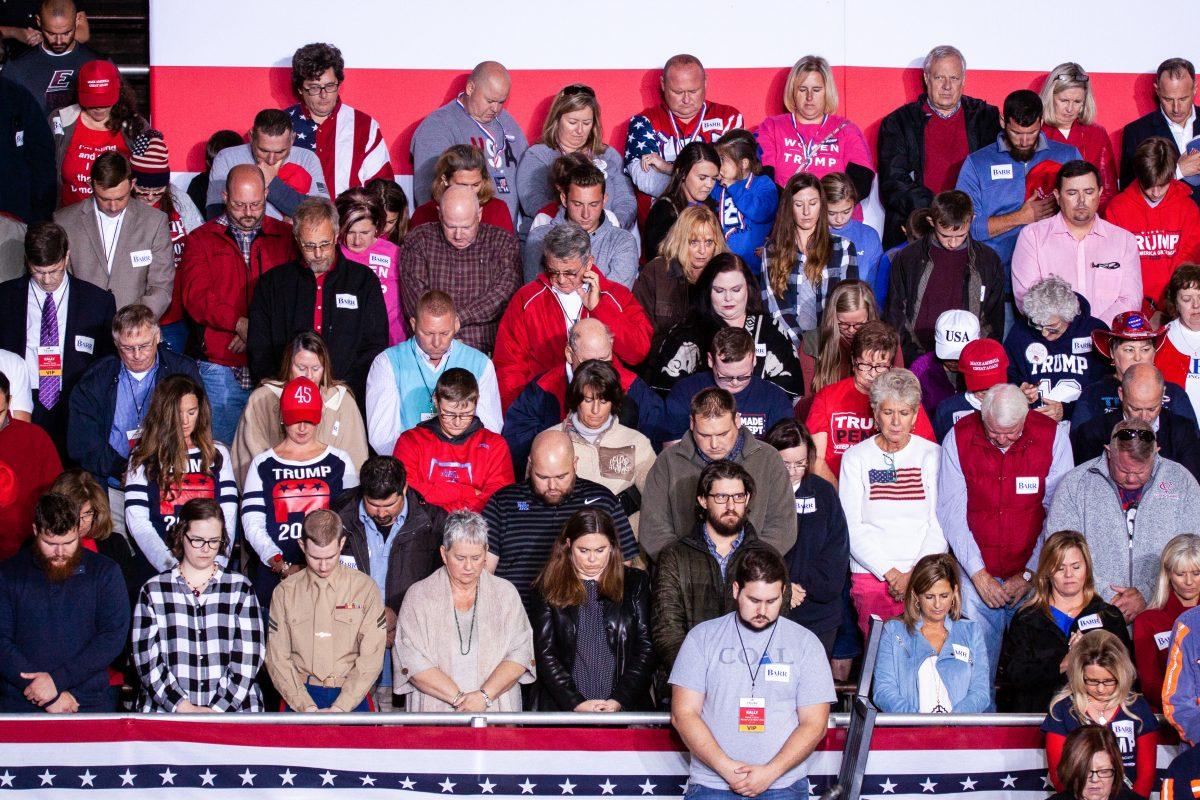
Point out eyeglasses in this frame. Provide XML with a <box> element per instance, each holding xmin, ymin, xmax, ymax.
<box><xmin>838</xmin><ymin>321</ymin><xmax>866</xmax><ymax>334</ymax></box>
<box><xmin>438</xmin><ymin>411</ymin><xmax>475</xmax><ymax>422</ymax></box>
<box><xmin>714</xmin><ymin>373</ymin><xmax>754</xmax><ymax>387</ymax></box>
<box><xmin>133</xmin><ymin>185</ymin><xmax>167</xmax><ymax>200</ymax></box>
<box><xmin>302</xmin><ymin>81</ymin><xmax>341</xmax><ymax>97</ymax></box>
<box><xmin>299</xmin><ymin>240</ymin><xmax>335</xmax><ymax>254</ymax></box>
<box><xmin>117</xmin><ymin>341</ymin><xmax>156</xmax><ymax>356</ymax></box>
<box><xmin>1086</xmin><ymin>769</ymin><xmax>1115</xmax><ymax>780</ymax></box>
<box><xmin>546</xmin><ymin>266</ymin><xmax>584</xmax><ymax>280</ymax></box>
<box><xmin>1035</xmin><ymin>322</ymin><xmax>1067</xmax><ymax>336</ymax></box>
<box><xmin>707</xmin><ymin>492</ymin><xmax>749</xmax><ymax>504</ymax></box>
<box><xmin>854</xmin><ymin>361</ymin><xmax>891</xmax><ymax>375</ymax></box>
<box><xmin>1082</xmin><ymin>678</ymin><xmax>1118</xmax><ymax>688</ymax></box>
<box><xmin>783</xmin><ymin>458</ymin><xmax>809</xmax><ymax>473</ymax></box>
<box><xmin>1111</xmin><ymin>428</ymin><xmax>1155</xmax><ymax>444</ymax></box>
<box><xmin>185</xmin><ymin>536</ymin><xmax>223</xmax><ymax>551</ymax></box>
<box><xmin>229</xmin><ymin>200</ymin><xmax>265</xmax><ymax>213</ymax></box>
<box><xmin>562</xmin><ymin>84</ymin><xmax>596</xmax><ymax>98</ymax></box>
<box><xmin>1055</xmin><ymin>71</ymin><xmax>1089</xmax><ymax>84</ymax></box>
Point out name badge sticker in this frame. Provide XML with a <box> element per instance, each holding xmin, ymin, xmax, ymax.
<box><xmin>795</xmin><ymin>497</ymin><xmax>816</xmax><ymax>515</ymax></box>
<box><xmin>764</xmin><ymin>664</ymin><xmax>790</xmax><ymax>682</ymax></box>
<box><xmin>335</xmin><ymin>293</ymin><xmax>358</xmax><ymax>310</ymax></box>
<box><xmin>1015</xmin><ymin>476</ymin><xmax>1040</xmax><ymax>494</ymax></box>
<box><xmin>368</xmin><ymin>253</ymin><xmax>391</xmax><ymax>268</ymax></box>
<box><xmin>338</xmin><ymin>554</ymin><xmax>358</xmax><ymax>570</ymax></box>
<box><xmin>74</xmin><ymin>335</ymin><xmax>94</xmax><ymax>354</ymax></box>
<box><xmin>990</xmin><ymin>164</ymin><xmax>1013</xmax><ymax>180</ymax></box>
<box><xmin>951</xmin><ymin>644</ymin><xmax>970</xmax><ymax>662</ymax></box>
<box><xmin>14</xmin><ymin>130</ymin><xmax>23</xmax><ymax>147</ymax></box>
<box><xmin>755</xmin><ymin>342</ymin><xmax>767</xmax><ymax>358</ymax></box>
<box><xmin>1077</xmin><ymin>613</ymin><xmax>1102</xmax><ymax>632</ymax></box>
<box><xmin>1155</xmin><ymin>630</ymin><xmax>1173</xmax><ymax>651</ymax></box>
<box><xmin>130</xmin><ymin>250</ymin><xmax>153</xmax><ymax>268</ymax></box>
<box><xmin>1072</xmin><ymin>337</ymin><xmax>1093</xmax><ymax>355</ymax></box>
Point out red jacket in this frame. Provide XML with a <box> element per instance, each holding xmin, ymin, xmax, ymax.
<box><xmin>493</xmin><ymin>274</ymin><xmax>652</xmax><ymax>409</ymax></box>
<box><xmin>179</xmin><ymin>217</ymin><xmax>297</xmax><ymax>367</ymax></box>
<box><xmin>534</xmin><ymin>358</ymin><xmax>642</xmax><ymax>412</ymax></box>
<box><xmin>393</xmin><ymin>419</ymin><xmax>514</xmax><ymax>513</ymax></box>
<box><xmin>1105</xmin><ymin>180</ymin><xmax>1200</xmax><ymax>314</ymax></box>
<box><xmin>1043</xmin><ymin>123</ymin><xmax>1118</xmax><ymax>211</ymax></box>
<box><xmin>409</xmin><ymin>198</ymin><xmax>514</xmax><ymax>233</ymax></box>
<box><xmin>953</xmin><ymin>410</ymin><xmax>1057</xmax><ymax>579</ymax></box>
<box><xmin>1133</xmin><ymin>592</ymin><xmax>1190</xmax><ymax>712</ymax></box>
<box><xmin>0</xmin><ymin>419</ymin><xmax>62</xmax><ymax>561</ymax></box>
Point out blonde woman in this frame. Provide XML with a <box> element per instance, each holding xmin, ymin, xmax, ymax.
<box><xmin>1133</xmin><ymin>533</ymin><xmax>1200</xmax><ymax>710</ymax></box>
<box><xmin>996</xmin><ymin>530</ymin><xmax>1131</xmax><ymax>712</ymax></box>
<box><xmin>633</xmin><ymin>205</ymin><xmax>727</xmax><ymax>351</ymax></box>
<box><xmin>517</xmin><ymin>84</ymin><xmax>635</xmax><ymax>229</ymax></box>
<box><xmin>1042</xmin><ymin>631</ymin><xmax>1158</xmax><ymax>798</ymax></box>
<box><xmin>1040</xmin><ymin>63</ymin><xmax>1117</xmax><ymax>210</ymax></box>
<box><xmin>757</xmin><ymin>55</ymin><xmax>874</xmax><ymax>202</ymax></box>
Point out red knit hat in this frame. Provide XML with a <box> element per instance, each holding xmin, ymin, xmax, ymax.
<box><xmin>280</xmin><ymin>377</ymin><xmax>322</xmax><ymax>426</ymax></box>
<box><xmin>130</xmin><ymin>130</ymin><xmax>170</xmax><ymax>188</ymax></box>
<box><xmin>959</xmin><ymin>338</ymin><xmax>1009</xmax><ymax>392</ymax></box>
<box><xmin>1024</xmin><ymin>160</ymin><xmax>1062</xmax><ymax>201</ymax></box>
<box><xmin>77</xmin><ymin>60</ymin><xmax>120</xmax><ymax>107</ymax></box>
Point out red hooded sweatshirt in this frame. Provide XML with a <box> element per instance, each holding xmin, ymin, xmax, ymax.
<box><xmin>1105</xmin><ymin>180</ymin><xmax>1200</xmax><ymax>314</ymax></box>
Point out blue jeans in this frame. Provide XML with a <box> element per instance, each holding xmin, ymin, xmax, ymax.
<box><xmin>199</xmin><ymin>361</ymin><xmax>250</xmax><ymax>445</ymax></box>
<box><xmin>685</xmin><ymin>778</ymin><xmax>810</xmax><ymax>800</ymax></box>
<box><xmin>160</xmin><ymin>320</ymin><xmax>188</xmax><ymax>353</ymax></box>
<box><xmin>283</xmin><ymin>683</ymin><xmax>372</xmax><ymax>712</ymax></box>
<box><xmin>960</xmin><ymin>573</ymin><xmax>1025</xmax><ymax>686</ymax></box>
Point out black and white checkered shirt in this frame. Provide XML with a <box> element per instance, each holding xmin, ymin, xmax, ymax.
<box><xmin>131</xmin><ymin>567</ymin><xmax>265</xmax><ymax>712</ymax></box>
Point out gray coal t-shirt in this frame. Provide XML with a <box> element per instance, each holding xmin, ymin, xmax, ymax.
<box><xmin>669</xmin><ymin>612</ymin><xmax>834</xmax><ymax>790</ymax></box>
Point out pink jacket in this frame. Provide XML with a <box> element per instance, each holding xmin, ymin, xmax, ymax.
<box><xmin>341</xmin><ymin>239</ymin><xmax>406</xmax><ymax>345</ymax></box>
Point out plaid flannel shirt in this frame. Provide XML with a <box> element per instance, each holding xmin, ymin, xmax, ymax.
<box><xmin>765</xmin><ymin>234</ymin><xmax>857</xmax><ymax>345</ymax></box>
<box><xmin>131</xmin><ymin>567</ymin><xmax>265</xmax><ymax>712</ymax></box>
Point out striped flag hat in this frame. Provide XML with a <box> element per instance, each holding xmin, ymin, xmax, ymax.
<box><xmin>130</xmin><ymin>129</ymin><xmax>170</xmax><ymax>188</ymax></box>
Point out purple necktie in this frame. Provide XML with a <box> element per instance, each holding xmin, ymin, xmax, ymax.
<box><xmin>38</xmin><ymin>293</ymin><xmax>60</xmax><ymax>409</ymax></box>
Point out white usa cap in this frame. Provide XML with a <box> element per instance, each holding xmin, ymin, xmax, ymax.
<box><xmin>934</xmin><ymin>309</ymin><xmax>980</xmax><ymax>360</ymax></box>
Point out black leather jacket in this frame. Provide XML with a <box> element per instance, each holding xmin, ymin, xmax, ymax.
<box><xmin>530</xmin><ymin>567</ymin><xmax>655</xmax><ymax>711</ymax></box>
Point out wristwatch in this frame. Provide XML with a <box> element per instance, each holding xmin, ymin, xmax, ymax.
<box><xmin>478</xmin><ymin>689</ymin><xmax>494</xmax><ymax>709</ymax></box>
<box><xmin>1021</xmin><ymin>570</ymin><xmax>1033</xmax><ymax>582</ymax></box>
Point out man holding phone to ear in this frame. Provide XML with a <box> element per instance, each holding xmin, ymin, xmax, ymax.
<box><xmin>492</xmin><ymin>221</ymin><xmax>652</xmax><ymax>409</ymax></box>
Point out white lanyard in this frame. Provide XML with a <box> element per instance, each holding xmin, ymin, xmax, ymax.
<box><xmin>457</xmin><ymin>97</ymin><xmax>506</xmax><ymax>170</ymax></box>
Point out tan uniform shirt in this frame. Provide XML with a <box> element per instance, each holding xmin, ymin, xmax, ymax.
<box><xmin>266</xmin><ymin>563</ymin><xmax>386</xmax><ymax>711</ymax></box>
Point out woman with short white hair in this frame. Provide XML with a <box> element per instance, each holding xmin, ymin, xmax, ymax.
<box><xmin>1005</xmin><ymin>275</ymin><xmax>1108</xmax><ymax>422</ymax></box>
<box><xmin>1039</xmin><ymin>63</ymin><xmax>1117</xmax><ymax>210</ymax></box>
<box><xmin>839</xmin><ymin>367</ymin><xmax>944</xmax><ymax>636</ymax></box>
<box><xmin>395</xmin><ymin>510</ymin><xmax>535</xmax><ymax>712</ymax></box>
<box><xmin>1133</xmin><ymin>533</ymin><xmax>1200</xmax><ymax>711</ymax></box>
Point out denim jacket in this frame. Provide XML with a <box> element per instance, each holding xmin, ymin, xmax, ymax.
<box><xmin>873</xmin><ymin>616</ymin><xmax>993</xmax><ymax>713</ymax></box>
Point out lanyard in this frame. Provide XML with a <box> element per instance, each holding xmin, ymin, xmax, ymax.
<box><xmin>37</xmin><ymin>280</ymin><xmax>69</xmax><ymax>333</ymax></box>
<box><xmin>122</xmin><ymin>362</ymin><xmax>157</xmax><ymax>421</ymax></box>
<box><xmin>99</xmin><ymin>211</ymin><xmax>125</xmax><ymax>270</ymax></box>
<box><xmin>668</xmin><ymin>103</ymin><xmax>708</xmax><ymax>150</ymax></box>
<box><xmin>457</xmin><ymin>97</ymin><xmax>507</xmax><ymax>170</ymax></box>
<box><xmin>733</xmin><ymin>617</ymin><xmax>779</xmax><ymax>696</ymax></box>
<box><xmin>788</xmin><ymin>114</ymin><xmax>847</xmax><ymax>172</ymax></box>
<box><xmin>551</xmin><ymin>287</ymin><xmax>584</xmax><ymax>329</ymax></box>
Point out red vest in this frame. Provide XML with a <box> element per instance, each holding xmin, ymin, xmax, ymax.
<box><xmin>954</xmin><ymin>411</ymin><xmax>1057</xmax><ymax>578</ymax></box>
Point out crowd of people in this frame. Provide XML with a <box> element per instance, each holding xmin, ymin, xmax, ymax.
<box><xmin>3</xmin><ymin>4</ymin><xmax>1200</xmax><ymax>794</ymax></box>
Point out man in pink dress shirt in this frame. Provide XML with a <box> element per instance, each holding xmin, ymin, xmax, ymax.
<box><xmin>1012</xmin><ymin>160</ymin><xmax>1142</xmax><ymax>325</ymax></box>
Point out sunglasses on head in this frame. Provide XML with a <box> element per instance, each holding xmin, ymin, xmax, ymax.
<box><xmin>1112</xmin><ymin>428</ymin><xmax>1155</xmax><ymax>443</ymax></box>
<box><xmin>562</xmin><ymin>84</ymin><xmax>596</xmax><ymax>98</ymax></box>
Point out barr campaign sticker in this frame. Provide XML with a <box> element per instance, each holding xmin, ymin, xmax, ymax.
<box><xmin>130</xmin><ymin>250</ymin><xmax>153</xmax><ymax>268</ymax></box>
<box><xmin>336</xmin><ymin>293</ymin><xmax>358</xmax><ymax>310</ymax></box>
<box><xmin>952</xmin><ymin>644</ymin><xmax>970</xmax><ymax>662</ymax></box>
<box><xmin>1155</xmin><ymin>630</ymin><xmax>1173</xmax><ymax>650</ymax></box>
<box><xmin>369</xmin><ymin>252</ymin><xmax>391</xmax><ymax>268</ymax></box>
<box><xmin>990</xmin><ymin>164</ymin><xmax>1013</xmax><ymax>180</ymax></box>
<box><xmin>764</xmin><ymin>664</ymin><xmax>791</xmax><ymax>682</ymax></box>
<box><xmin>338</xmin><ymin>554</ymin><xmax>358</xmax><ymax>569</ymax></box>
<box><xmin>1072</xmin><ymin>337</ymin><xmax>1093</xmax><ymax>355</ymax></box>
<box><xmin>1016</xmin><ymin>476</ymin><xmax>1040</xmax><ymax>494</ymax></box>
<box><xmin>74</xmin><ymin>335</ymin><xmax>94</xmax><ymax>354</ymax></box>
<box><xmin>701</xmin><ymin>118</ymin><xmax>724</xmax><ymax>133</ymax></box>
<box><xmin>1077</xmin><ymin>613</ymin><xmax>1102</xmax><ymax>631</ymax></box>
<box><xmin>796</xmin><ymin>497</ymin><xmax>816</xmax><ymax>515</ymax></box>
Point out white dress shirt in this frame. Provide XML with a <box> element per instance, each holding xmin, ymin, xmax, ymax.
<box><xmin>1165</xmin><ymin>108</ymin><xmax>1198</xmax><ymax>180</ymax></box>
<box><xmin>94</xmin><ymin>205</ymin><xmax>127</xmax><ymax>272</ymax></box>
<box><xmin>25</xmin><ymin>276</ymin><xmax>69</xmax><ymax>385</ymax></box>
<box><xmin>0</xmin><ymin>348</ymin><xmax>33</xmax><ymax>415</ymax></box>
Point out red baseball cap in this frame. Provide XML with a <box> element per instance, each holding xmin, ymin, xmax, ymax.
<box><xmin>1024</xmin><ymin>160</ymin><xmax>1061</xmax><ymax>201</ymax></box>
<box><xmin>1092</xmin><ymin>311</ymin><xmax>1166</xmax><ymax>359</ymax></box>
<box><xmin>959</xmin><ymin>338</ymin><xmax>1009</xmax><ymax>393</ymax></box>
<box><xmin>280</xmin><ymin>377</ymin><xmax>322</xmax><ymax>426</ymax></box>
<box><xmin>77</xmin><ymin>60</ymin><xmax>120</xmax><ymax>108</ymax></box>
